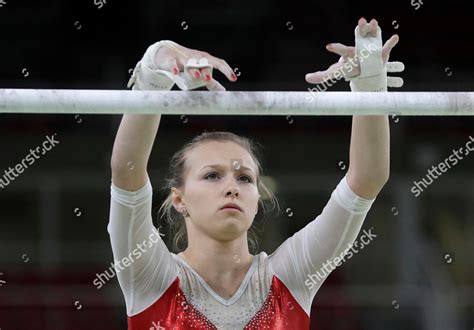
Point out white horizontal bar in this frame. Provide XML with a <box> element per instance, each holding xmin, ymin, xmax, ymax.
<box><xmin>0</xmin><ymin>89</ymin><xmax>473</xmax><ymax>115</ymax></box>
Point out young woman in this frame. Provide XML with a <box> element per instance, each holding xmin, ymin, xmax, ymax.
<box><xmin>109</xmin><ymin>18</ymin><xmax>399</xmax><ymax>329</ymax></box>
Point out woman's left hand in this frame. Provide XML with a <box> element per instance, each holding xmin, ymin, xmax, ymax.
<box><xmin>305</xmin><ymin>18</ymin><xmax>399</xmax><ymax>85</ymax></box>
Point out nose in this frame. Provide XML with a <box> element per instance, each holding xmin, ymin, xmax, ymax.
<box><xmin>226</xmin><ymin>187</ymin><xmax>239</xmax><ymax>197</ymax></box>
<box><xmin>225</xmin><ymin>176</ymin><xmax>240</xmax><ymax>197</ymax></box>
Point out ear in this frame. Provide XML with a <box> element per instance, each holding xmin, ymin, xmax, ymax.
<box><xmin>255</xmin><ymin>194</ymin><xmax>261</xmax><ymax>215</ymax></box>
<box><xmin>171</xmin><ymin>187</ymin><xmax>184</xmax><ymax>210</ymax></box>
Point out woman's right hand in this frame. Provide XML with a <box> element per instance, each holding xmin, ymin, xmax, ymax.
<box><xmin>154</xmin><ymin>42</ymin><xmax>238</xmax><ymax>91</ymax></box>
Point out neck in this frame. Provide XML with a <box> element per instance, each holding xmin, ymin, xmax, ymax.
<box><xmin>179</xmin><ymin>235</ymin><xmax>253</xmax><ymax>276</ymax></box>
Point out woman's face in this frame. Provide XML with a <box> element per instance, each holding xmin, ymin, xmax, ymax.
<box><xmin>172</xmin><ymin>141</ymin><xmax>260</xmax><ymax>242</ymax></box>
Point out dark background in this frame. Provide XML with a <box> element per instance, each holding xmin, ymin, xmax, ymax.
<box><xmin>0</xmin><ymin>0</ymin><xmax>473</xmax><ymax>329</ymax></box>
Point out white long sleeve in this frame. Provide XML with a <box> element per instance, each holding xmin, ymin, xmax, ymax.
<box><xmin>267</xmin><ymin>174</ymin><xmax>376</xmax><ymax>315</ymax></box>
<box><xmin>107</xmin><ymin>174</ymin><xmax>178</xmax><ymax>316</ymax></box>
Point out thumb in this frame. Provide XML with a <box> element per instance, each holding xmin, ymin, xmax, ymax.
<box><xmin>382</xmin><ymin>34</ymin><xmax>399</xmax><ymax>64</ymax></box>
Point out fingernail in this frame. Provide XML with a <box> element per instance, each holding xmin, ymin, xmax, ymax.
<box><xmin>194</xmin><ymin>72</ymin><xmax>200</xmax><ymax>78</ymax></box>
<box><xmin>360</xmin><ymin>17</ymin><xmax>365</xmax><ymax>21</ymax></box>
<box><xmin>173</xmin><ymin>68</ymin><xmax>179</xmax><ymax>74</ymax></box>
<box><xmin>231</xmin><ymin>73</ymin><xmax>237</xmax><ymax>80</ymax></box>
<box><xmin>205</xmin><ymin>74</ymin><xmax>211</xmax><ymax>80</ymax></box>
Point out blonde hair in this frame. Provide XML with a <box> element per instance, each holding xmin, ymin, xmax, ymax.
<box><xmin>157</xmin><ymin>131</ymin><xmax>280</xmax><ymax>254</ymax></box>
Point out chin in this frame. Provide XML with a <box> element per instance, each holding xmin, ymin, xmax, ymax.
<box><xmin>214</xmin><ymin>220</ymin><xmax>249</xmax><ymax>238</ymax></box>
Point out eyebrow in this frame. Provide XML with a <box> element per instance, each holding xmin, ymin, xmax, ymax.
<box><xmin>200</xmin><ymin>164</ymin><xmax>255</xmax><ymax>174</ymax></box>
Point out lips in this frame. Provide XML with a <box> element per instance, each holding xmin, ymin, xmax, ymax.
<box><xmin>220</xmin><ymin>203</ymin><xmax>242</xmax><ymax>211</ymax></box>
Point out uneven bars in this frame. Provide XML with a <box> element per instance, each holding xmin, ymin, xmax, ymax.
<box><xmin>0</xmin><ymin>89</ymin><xmax>473</xmax><ymax>115</ymax></box>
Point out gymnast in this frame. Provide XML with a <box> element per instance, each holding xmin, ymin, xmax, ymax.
<box><xmin>108</xmin><ymin>17</ymin><xmax>402</xmax><ymax>329</ymax></box>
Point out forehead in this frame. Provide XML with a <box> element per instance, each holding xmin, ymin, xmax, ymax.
<box><xmin>186</xmin><ymin>141</ymin><xmax>257</xmax><ymax>173</ymax></box>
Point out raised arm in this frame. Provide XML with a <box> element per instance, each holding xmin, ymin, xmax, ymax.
<box><xmin>267</xmin><ymin>17</ymin><xmax>403</xmax><ymax>316</ymax></box>
<box><xmin>111</xmin><ymin>114</ymin><xmax>162</xmax><ymax>190</ymax></box>
<box><xmin>111</xmin><ymin>41</ymin><xmax>237</xmax><ymax>190</ymax></box>
<box><xmin>305</xmin><ymin>17</ymin><xmax>403</xmax><ymax>197</ymax></box>
<box><xmin>108</xmin><ymin>40</ymin><xmax>238</xmax><ymax>315</ymax></box>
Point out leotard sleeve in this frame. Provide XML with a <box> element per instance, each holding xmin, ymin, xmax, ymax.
<box><xmin>267</xmin><ymin>174</ymin><xmax>377</xmax><ymax>316</ymax></box>
<box><xmin>108</xmin><ymin>174</ymin><xmax>178</xmax><ymax>316</ymax></box>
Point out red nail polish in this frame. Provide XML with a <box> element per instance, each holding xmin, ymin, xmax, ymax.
<box><xmin>231</xmin><ymin>73</ymin><xmax>237</xmax><ymax>80</ymax></box>
<box><xmin>194</xmin><ymin>72</ymin><xmax>200</xmax><ymax>78</ymax></box>
<box><xmin>205</xmin><ymin>74</ymin><xmax>211</xmax><ymax>80</ymax></box>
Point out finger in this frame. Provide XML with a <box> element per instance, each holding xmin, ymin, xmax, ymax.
<box><xmin>368</xmin><ymin>18</ymin><xmax>378</xmax><ymax>36</ymax></box>
<box><xmin>305</xmin><ymin>62</ymin><xmax>345</xmax><ymax>84</ymax></box>
<box><xmin>326</xmin><ymin>43</ymin><xmax>355</xmax><ymax>58</ymax></box>
<box><xmin>200</xmin><ymin>68</ymin><xmax>213</xmax><ymax>81</ymax></box>
<box><xmin>358</xmin><ymin>17</ymin><xmax>369</xmax><ymax>37</ymax></box>
<box><xmin>155</xmin><ymin>46</ymin><xmax>183</xmax><ymax>73</ymax></box>
<box><xmin>170</xmin><ymin>58</ymin><xmax>180</xmax><ymax>75</ymax></box>
<box><xmin>206</xmin><ymin>55</ymin><xmax>237</xmax><ymax>81</ymax></box>
<box><xmin>382</xmin><ymin>34</ymin><xmax>399</xmax><ymax>63</ymax></box>
<box><xmin>305</xmin><ymin>71</ymin><xmax>330</xmax><ymax>84</ymax></box>
<box><xmin>383</xmin><ymin>34</ymin><xmax>399</xmax><ymax>50</ymax></box>
<box><xmin>205</xmin><ymin>78</ymin><xmax>226</xmax><ymax>91</ymax></box>
<box><xmin>159</xmin><ymin>56</ymin><xmax>180</xmax><ymax>73</ymax></box>
<box><xmin>188</xmin><ymin>68</ymin><xmax>201</xmax><ymax>79</ymax></box>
